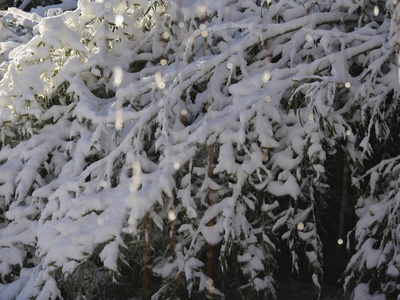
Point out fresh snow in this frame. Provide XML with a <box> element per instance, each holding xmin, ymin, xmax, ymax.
<box><xmin>0</xmin><ymin>0</ymin><xmax>398</xmax><ymax>299</ymax></box>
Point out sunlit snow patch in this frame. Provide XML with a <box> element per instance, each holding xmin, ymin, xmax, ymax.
<box><xmin>373</xmin><ymin>6</ymin><xmax>379</xmax><ymax>16</ymax></box>
<box><xmin>297</xmin><ymin>222</ymin><xmax>304</xmax><ymax>231</ymax></box>
<box><xmin>115</xmin><ymin>15</ymin><xmax>124</xmax><ymax>26</ymax></box>
<box><xmin>113</xmin><ymin>66</ymin><xmax>123</xmax><ymax>87</ymax></box>
<box><xmin>155</xmin><ymin>72</ymin><xmax>165</xmax><ymax>89</ymax></box>
<box><xmin>167</xmin><ymin>209</ymin><xmax>176</xmax><ymax>221</ymax></box>
<box><xmin>262</xmin><ymin>71</ymin><xmax>270</xmax><ymax>83</ymax></box>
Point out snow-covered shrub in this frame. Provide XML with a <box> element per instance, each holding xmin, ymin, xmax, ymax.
<box><xmin>0</xmin><ymin>8</ymin><xmax>41</xmax><ymax>67</ymax></box>
<box><xmin>0</xmin><ymin>0</ymin><xmax>399</xmax><ymax>299</ymax></box>
<box><xmin>341</xmin><ymin>2</ymin><xmax>400</xmax><ymax>299</ymax></box>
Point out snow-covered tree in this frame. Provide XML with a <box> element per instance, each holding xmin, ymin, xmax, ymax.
<box><xmin>0</xmin><ymin>0</ymin><xmax>77</xmax><ymax>15</ymax></box>
<box><xmin>0</xmin><ymin>0</ymin><xmax>399</xmax><ymax>299</ymax></box>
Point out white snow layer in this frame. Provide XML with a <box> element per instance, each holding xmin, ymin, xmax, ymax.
<box><xmin>0</xmin><ymin>0</ymin><xmax>397</xmax><ymax>299</ymax></box>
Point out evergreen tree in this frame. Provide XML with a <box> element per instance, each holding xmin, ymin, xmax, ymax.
<box><xmin>0</xmin><ymin>0</ymin><xmax>398</xmax><ymax>299</ymax></box>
